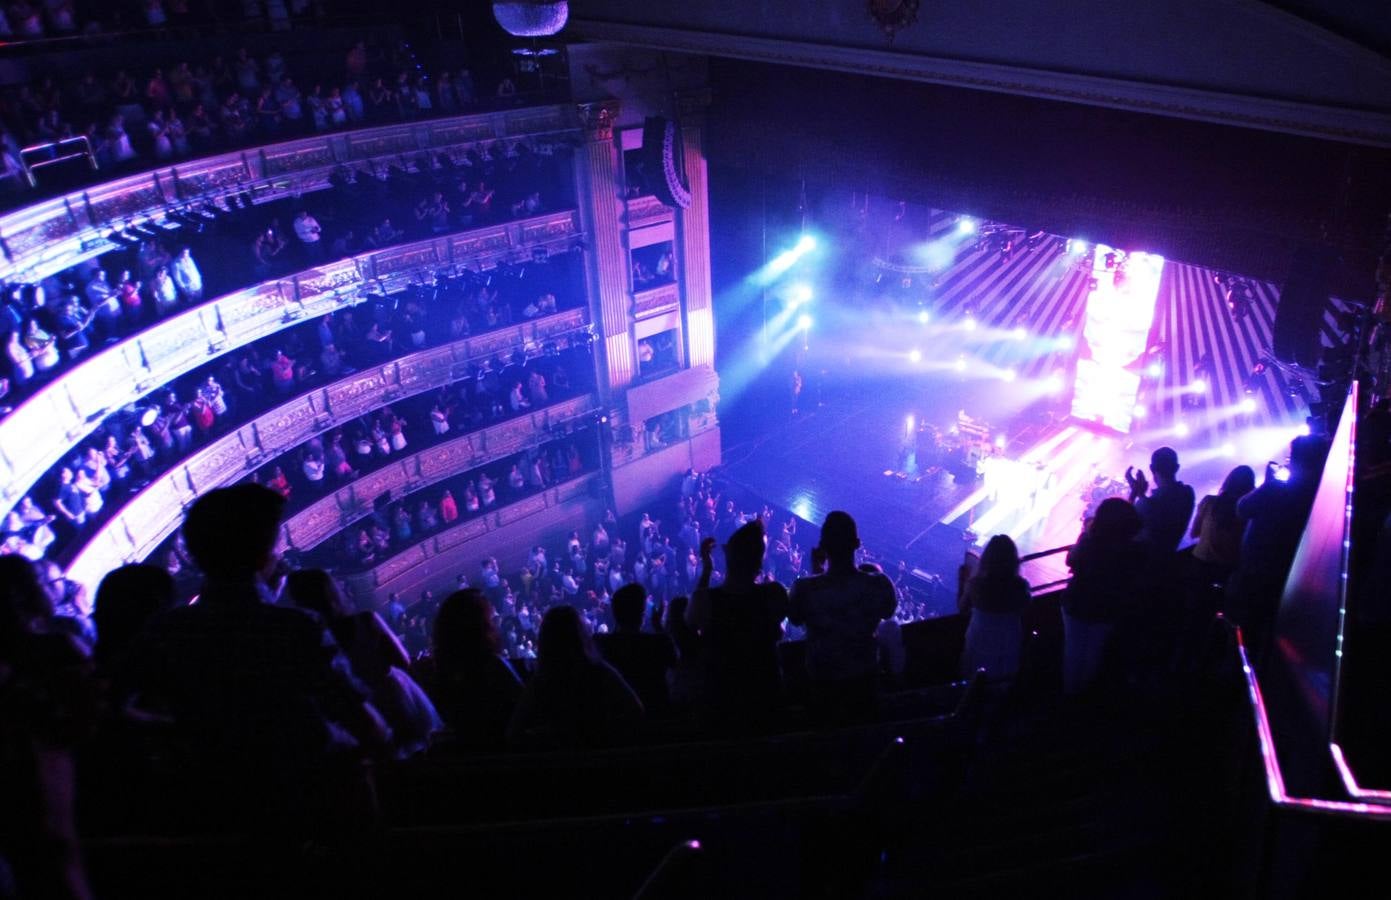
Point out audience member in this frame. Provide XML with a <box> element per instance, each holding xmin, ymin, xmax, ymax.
<box><xmin>596</xmin><ymin>582</ymin><xmax>678</xmax><ymax>716</ymax></box>
<box><xmin>414</xmin><ymin>588</ymin><xmax>523</xmax><ymax>750</ymax></box>
<box><xmin>958</xmin><ymin>534</ymin><xmax>1030</xmax><ymax>680</ymax></box>
<box><xmin>1062</xmin><ymin>497</ymin><xmax>1145</xmax><ymax>695</ymax></box>
<box><xmin>789</xmin><ymin>510</ymin><xmax>897</xmax><ymax>722</ymax></box>
<box><xmin>121</xmin><ymin>485</ymin><xmax>389</xmax><ymax>834</ymax></box>
<box><xmin>688</xmin><ymin>522</ymin><xmax>787</xmax><ymax>729</ymax></box>
<box><xmin>509</xmin><ymin>605</ymin><xmax>643</xmax><ymax>748</ymax></box>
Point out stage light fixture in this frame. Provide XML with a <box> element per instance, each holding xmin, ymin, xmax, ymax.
<box><xmin>1298</xmin><ymin>423</ymin><xmax>1312</xmax><ymax>437</ymax></box>
<box><xmin>1240</xmin><ymin>398</ymin><xmax>1258</xmax><ymax>413</ymax></box>
<box><xmin>905</xmin><ymin>415</ymin><xmax>915</xmax><ymax>436</ymax></box>
<box><xmin>1056</xmin><ymin>335</ymin><xmax>1076</xmax><ymax>350</ymax></box>
<box><xmin>1002</xmin><ymin>368</ymin><xmax>1018</xmax><ymax>382</ymax></box>
<box><xmin>1012</xmin><ymin>326</ymin><xmax>1028</xmax><ymax>340</ymax></box>
<box><xmin>954</xmin><ymin>356</ymin><xmax>967</xmax><ymax>372</ymax></box>
<box><xmin>1045</xmin><ymin>373</ymin><xmax>1066</xmax><ymax>394</ymax></box>
<box><xmin>958</xmin><ymin>218</ymin><xmax>977</xmax><ymax>235</ymax></box>
<box><xmin>797</xmin><ymin>313</ymin><xmax>813</xmax><ymax>331</ymax></box>
<box><xmin>1175</xmin><ymin>422</ymin><xmax>1191</xmax><ymax>437</ymax></box>
<box><xmin>1068</xmin><ymin>239</ymin><xmax>1088</xmax><ymax>255</ymax></box>
<box><xmin>994</xmin><ymin>435</ymin><xmax>1007</xmax><ymax>449</ymax></box>
<box><xmin>1132</xmin><ymin>404</ymin><xmax>1147</xmax><ymax>419</ymax></box>
<box><xmin>909</xmin><ymin>348</ymin><xmax>922</xmax><ymax>363</ymax></box>
<box><xmin>795</xmin><ymin>234</ymin><xmax>817</xmax><ymax>253</ymax></box>
<box><xmin>1191</xmin><ymin>379</ymin><xmax>1208</xmax><ymax>394</ymax></box>
<box><xmin>789</xmin><ymin>283</ymin><xmax>813</xmax><ymax>307</ymax></box>
<box><xmin>964</xmin><ymin>316</ymin><xmax>977</xmax><ymax>332</ymax></box>
<box><xmin>1146</xmin><ymin>362</ymin><xmax>1163</xmax><ymax>378</ymax></box>
<box><xmin>917</xmin><ymin>310</ymin><xmax>930</xmax><ymax>324</ymax></box>
<box><xmin>1221</xmin><ymin>442</ymin><xmax>1237</xmax><ymax>457</ymax></box>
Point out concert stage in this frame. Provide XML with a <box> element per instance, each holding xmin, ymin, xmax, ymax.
<box><xmin>718</xmin><ymin>209</ymin><xmax>1330</xmax><ymax>613</ymax></box>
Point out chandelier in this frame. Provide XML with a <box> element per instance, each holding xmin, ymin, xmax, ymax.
<box><xmin>493</xmin><ymin>1</ymin><xmax>570</xmax><ymax>37</ymax></box>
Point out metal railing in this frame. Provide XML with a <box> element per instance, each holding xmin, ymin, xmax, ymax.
<box><xmin>19</xmin><ymin>136</ymin><xmax>97</xmax><ymax>188</ymax></box>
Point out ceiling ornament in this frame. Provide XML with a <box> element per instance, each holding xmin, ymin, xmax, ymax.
<box><xmin>492</xmin><ymin>1</ymin><xmax>569</xmax><ymax>37</ymax></box>
<box><xmin>867</xmin><ymin>0</ymin><xmax>920</xmax><ymax>43</ymax></box>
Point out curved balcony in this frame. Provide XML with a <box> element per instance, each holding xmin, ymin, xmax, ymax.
<box><xmin>278</xmin><ymin>392</ymin><xmax>601</xmax><ymax>553</ymax></box>
<box><xmin>64</xmin><ymin>306</ymin><xmax>591</xmax><ymax>589</ymax></box>
<box><xmin>0</xmin><ymin>105</ymin><xmax>576</xmax><ymax>285</ymax></box>
<box><xmin>0</xmin><ymin>208</ymin><xmax>583</xmax><ymax>511</ymax></box>
<box><xmin>340</xmin><ymin>471</ymin><xmax>603</xmax><ymax>607</ymax></box>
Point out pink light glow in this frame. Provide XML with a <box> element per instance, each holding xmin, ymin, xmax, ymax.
<box><xmin>1069</xmin><ymin>244</ymin><xmax>1164</xmax><ymax>433</ymax></box>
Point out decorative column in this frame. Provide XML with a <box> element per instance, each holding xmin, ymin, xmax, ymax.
<box><xmin>573</xmin><ymin>99</ymin><xmax>634</xmax><ymax>398</ymax></box>
<box><xmin>675</xmin><ymin>89</ymin><xmax>715</xmax><ymax>370</ymax></box>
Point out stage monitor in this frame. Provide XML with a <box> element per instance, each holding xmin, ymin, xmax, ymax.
<box><xmin>1069</xmin><ymin>245</ymin><xmax>1164</xmax><ymax>433</ymax></box>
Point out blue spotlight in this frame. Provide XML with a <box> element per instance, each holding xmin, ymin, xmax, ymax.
<box><xmin>797</xmin><ymin>313</ymin><xmax>814</xmax><ymax>331</ymax></box>
<box><xmin>917</xmin><ymin>309</ymin><xmax>930</xmax><ymax>324</ymax></box>
<box><xmin>796</xmin><ymin>233</ymin><xmax>817</xmax><ymax>253</ymax></box>
<box><xmin>958</xmin><ymin>217</ymin><xmax>977</xmax><ymax>235</ymax></box>
<box><xmin>788</xmin><ymin>283</ymin><xmax>813</xmax><ymax>307</ymax></box>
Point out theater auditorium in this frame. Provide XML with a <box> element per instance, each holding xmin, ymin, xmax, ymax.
<box><xmin>1</xmin><ymin>2</ymin><xmax>1388</xmax><ymax>897</ymax></box>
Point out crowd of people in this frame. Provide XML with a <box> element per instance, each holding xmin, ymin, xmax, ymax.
<box><xmin>0</xmin><ymin>132</ymin><xmax>573</xmax><ymax>411</ymax></box>
<box><xmin>2</xmin><ymin>249</ymin><xmax>589</xmax><ymax>567</ymax></box>
<box><xmin>0</xmin><ymin>417</ymin><xmax>1348</xmax><ymax>896</ymax></box>
<box><xmin>314</xmin><ymin>428</ymin><xmax>597</xmax><ymax>573</ymax></box>
<box><xmin>957</xmin><ymin>438</ymin><xmax>1330</xmax><ymax>693</ymax></box>
<box><xmin>0</xmin><ymin>29</ymin><xmax>548</xmax><ymax>196</ymax></box>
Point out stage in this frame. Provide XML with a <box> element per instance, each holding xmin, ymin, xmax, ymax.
<box><xmin>716</xmin><ymin>209</ymin><xmax>1328</xmax><ymax>613</ymax></box>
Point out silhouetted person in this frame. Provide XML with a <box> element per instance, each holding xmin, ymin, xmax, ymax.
<box><xmin>92</xmin><ymin>563</ymin><xmax>175</xmax><ymax>679</ymax></box>
<box><xmin>1225</xmin><ymin>435</ymin><xmax>1328</xmax><ymax>665</ymax></box>
<box><xmin>122</xmin><ymin>484</ymin><xmax>388</xmax><ymax>837</ymax></box>
<box><xmin>789</xmin><ymin>511</ymin><xmax>897</xmax><ymax>723</ymax></box>
<box><xmin>286</xmin><ymin>569</ymin><xmax>440</xmax><ymax>756</ymax></box>
<box><xmin>1188</xmin><ymin>465</ymin><xmax>1256</xmax><ymax>587</ymax></box>
<box><xmin>688</xmin><ymin>521</ymin><xmax>788</xmax><ymax>730</ymax></box>
<box><xmin>1126</xmin><ymin>446</ymin><xmax>1196</xmax><ymax>559</ymax></box>
<box><xmin>413</xmin><ymin>588</ymin><xmax>522</xmax><ymax>751</ymax></box>
<box><xmin>958</xmin><ymin>534</ymin><xmax>1030</xmax><ymax>680</ymax></box>
<box><xmin>1063</xmin><ymin>498</ymin><xmax>1145</xmax><ymax>695</ymax></box>
<box><xmin>596</xmin><ymin>583</ymin><xmax>678</xmax><ymax>715</ymax></box>
<box><xmin>0</xmin><ymin>556</ymin><xmax>97</xmax><ymax>900</ymax></box>
<box><xmin>509</xmin><ymin>605</ymin><xmax>643</xmax><ymax>748</ymax></box>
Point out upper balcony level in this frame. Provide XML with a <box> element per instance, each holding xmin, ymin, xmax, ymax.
<box><xmin>0</xmin><ymin>207</ymin><xmax>585</xmax><ymax>514</ymax></box>
<box><xmin>0</xmin><ymin>105</ymin><xmax>578</xmax><ymax>286</ymax></box>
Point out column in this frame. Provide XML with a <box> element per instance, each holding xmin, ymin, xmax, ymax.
<box><xmin>676</xmin><ymin>89</ymin><xmax>715</xmax><ymax>370</ymax></box>
<box><xmin>573</xmin><ymin>99</ymin><xmax>634</xmax><ymax>397</ymax></box>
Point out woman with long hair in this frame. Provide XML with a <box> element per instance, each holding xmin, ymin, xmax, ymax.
<box><xmin>413</xmin><ymin>589</ymin><xmax>521</xmax><ymax>750</ymax></box>
<box><xmin>508</xmin><ymin>605</ymin><xmax>642</xmax><ymax>748</ymax></box>
<box><xmin>1189</xmin><ymin>465</ymin><xmax>1257</xmax><ymax>585</ymax></box>
<box><xmin>958</xmin><ymin>534</ymin><xmax>1031</xmax><ymax>680</ymax></box>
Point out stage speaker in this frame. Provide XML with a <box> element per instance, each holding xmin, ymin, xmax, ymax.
<box><xmin>1272</xmin><ymin>244</ymin><xmax>1336</xmax><ymax>368</ymax></box>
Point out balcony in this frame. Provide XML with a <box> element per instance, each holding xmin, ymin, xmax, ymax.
<box><xmin>64</xmin><ymin>306</ymin><xmax>591</xmax><ymax>589</ymax></box>
<box><xmin>0</xmin><ymin>106</ymin><xmax>578</xmax><ymax>285</ymax></box>
<box><xmin>0</xmin><ymin>209</ymin><xmax>583</xmax><ymax>512</ymax></box>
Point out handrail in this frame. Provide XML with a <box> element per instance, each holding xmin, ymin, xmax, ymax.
<box><xmin>1019</xmin><ymin>543</ymin><xmax>1073</xmax><ymax>564</ymax></box>
<box><xmin>1233</xmin><ymin>621</ymin><xmax>1391</xmax><ymax>820</ymax></box>
<box><xmin>280</xmin><ymin>393</ymin><xmax>601</xmax><ymax>553</ymax></box>
<box><xmin>0</xmin><ymin>208</ymin><xmax>582</xmax><ymax>513</ymax></box>
<box><xmin>0</xmin><ymin>104</ymin><xmax>577</xmax><ymax>285</ymax></box>
<box><xmin>19</xmin><ymin>136</ymin><xmax>97</xmax><ymax>187</ymax></box>
<box><xmin>63</xmin><ymin>306</ymin><xmax>591</xmax><ymax>591</ymax></box>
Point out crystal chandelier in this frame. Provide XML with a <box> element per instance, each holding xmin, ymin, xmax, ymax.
<box><xmin>493</xmin><ymin>1</ymin><xmax>570</xmax><ymax>37</ymax></box>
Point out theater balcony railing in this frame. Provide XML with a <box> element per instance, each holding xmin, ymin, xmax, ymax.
<box><xmin>278</xmin><ymin>393</ymin><xmax>601</xmax><ymax>554</ymax></box>
<box><xmin>339</xmin><ymin>470</ymin><xmax>602</xmax><ymax>604</ymax></box>
<box><xmin>0</xmin><ymin>208</ymin><xmax>584</xmax><ymax>512</ymax></box>
<box><xmin>64</xmin><ymin>306</ymin><xmax>591</xmax><ymax>590</ymax></box>
<box><xmin>0</xmin><ymin>104</ymin><xmax>577</xmax><ymax>285</ymax></box>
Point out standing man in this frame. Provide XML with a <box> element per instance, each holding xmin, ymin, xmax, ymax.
<box><xmin>789</xmin><ymin>511</ymin><xmax>897</xmax><ymax>723</ymax></box>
